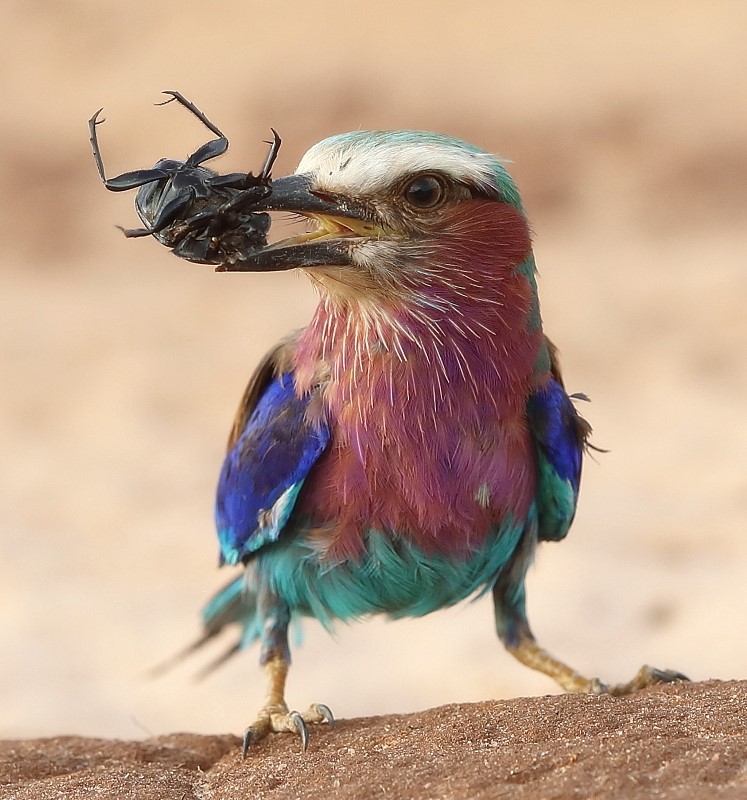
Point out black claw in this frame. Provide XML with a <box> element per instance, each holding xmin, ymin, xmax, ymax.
<box><xmin>591</xmin><ymin>678</ymin><xmax>609</xmax><ymax>695</ymax></box>
<box><xmin>241</xmin><ymin>727</ymin><xmax>253</xmax><ymax>759</ymax></box>
<box><xmin>290</xmin><ymin>711</ymin><xmax>309</xmax><ymax>752</ymax></box>
<box><xmin>317</xmin><ymin>704</ymin><xmax>335</xmax><ymax>725</ymax></box>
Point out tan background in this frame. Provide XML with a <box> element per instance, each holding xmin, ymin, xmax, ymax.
<box><xmin>1</xmin><ymin>1</ymin><xmax>745</xmax><ymax>739</ymax></box>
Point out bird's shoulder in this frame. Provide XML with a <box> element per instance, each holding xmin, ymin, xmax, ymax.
<box><xmin>226</xmin><ymin>332</ymin><xmax>301</xmax><ymax>452</ymax></box>
<box><xmin>216</xmin><ymin>332</ymin><xmax>330</xmax><ymax>565</ymax></box>
<box><xmin>527</xmin><ymin>337</ymin><xmax>591</xmax><ymax>542</ymax></box>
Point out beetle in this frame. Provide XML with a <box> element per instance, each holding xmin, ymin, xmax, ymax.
<box><xmin>88</xmin><ymin>91</ymin><xmax>280</xmax><ymax>266</ymax></box>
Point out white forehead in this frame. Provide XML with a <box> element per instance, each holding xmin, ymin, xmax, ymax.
<box><xmin>295</xmin><ymin>130</ymin><xmax>503</xmax><ymax>197</ymax></box>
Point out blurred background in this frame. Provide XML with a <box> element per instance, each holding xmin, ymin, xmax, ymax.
<box><xmin>1</xmin><ymin>1</ymin><xmax>746</xmax><ymax>739</ymax></box>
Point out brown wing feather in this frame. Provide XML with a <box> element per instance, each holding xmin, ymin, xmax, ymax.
<box><xmin>544</xmin><ymin>335</ymin><xmax>566</xmax><ymax>387</ymax></box>
<box><xmin>226</xmin><ymin>333</ymin><xmax>299</xmax><ymax>451</ymax></box>
<box><xmin>544</xmin><ymin>335</ymin><xmax>593</xmax><ymax>448</ymax></box>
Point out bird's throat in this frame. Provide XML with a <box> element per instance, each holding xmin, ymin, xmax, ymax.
<box><xmin>292</xmin><ymin>258</ymin><xmax>543</xmax><ymax>560</ymax></box>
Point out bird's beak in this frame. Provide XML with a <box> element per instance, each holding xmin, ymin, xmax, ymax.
<box><xmin>217</xmin><ymin>174</ymin><xmax>383</xmax><ymax>272</ymax></box>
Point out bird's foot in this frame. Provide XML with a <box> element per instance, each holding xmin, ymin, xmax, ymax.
<box><xmin>507</xmin><ymin>636</ymin><xmax>688</xmax><ymax>696</ymax></box>
<box><xmin>596</xmin><ymin>664</ymin><xmax>689</xmax><ymax>697</ymax></box>
<box><xmin>242</xmin><ymin>702</ymin><xmax>334</xmax><ymax>756</ymax></box>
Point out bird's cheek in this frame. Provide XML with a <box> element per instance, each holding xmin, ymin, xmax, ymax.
<box><xmin>438</xmin><ymin>201</ymin><xmax>533</xmax><ymax>269</ymax></box>
<box><xmin>348</xmin><ymin>239</ymin><xmax>404</xmax><ymax>276</ymax></box>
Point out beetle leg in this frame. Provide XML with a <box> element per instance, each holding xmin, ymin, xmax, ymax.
<box><xmin>215</xmin><ymin>187</ymin><xmax>271</xmax><ymax>215</ymax></box>
<box><xmin>102</xmin><ymin>168</ymin><xmax>171</xmax><ymax>192</ymax></box>
<box><xmin>158</xmin><ymin>91</ymin><xmax>229</xmax><ymax>167</ymax></box>
<box><xmin>202</xmin><ymin>128</ymin><xmax>280</xmax><ymax>191</ymax></box>
<box><xmin>157</xmin><ymin>91</ymin><xmax>226</xmax><ymax>139</ymax></box>
<box><xmin>258</xmin><ymin>129</ymin><xmax>282</xmax><ymax>181</ymax></box>
<box><xmin>119</xmin><ymin>225</ymin><xmax>157</xmax><ymax>239</ymax></box>
<box><xmin>88</xmin><ymin>108</ymin><xmax>108</xmax><ymax>180</ymax></box>
<box><xmin>171</xmin><ymin>235</ymin><xmax>215</xmax><ymax>265</ymax></box>
<box><xmin>208</xmin><ymin>172</ymin><xmax>257</xmax><ymax>190</ymax></box>
<box><xmin>185</xmin><ymin>137</ymin><xmax>230</xmax><ymax>169</ymax></box>
<box><xmin>141</xmin><ymin>188</ymin><xmax>197</xmax><ymax>235</ymax></box>
<box><xmin>88</xmin><ymin>109</ymin><xmax>169</xmax><ymax>191</ymax></box>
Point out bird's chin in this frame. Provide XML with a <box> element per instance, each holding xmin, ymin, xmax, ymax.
<box><xmin>215</xmin><ymin>174</ymin><xmax>387</xmax><ymax>273</ymax></box>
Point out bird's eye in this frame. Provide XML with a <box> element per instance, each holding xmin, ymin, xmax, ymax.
<box><xmin>404</xmin><ymin>175</ymin><xmax>446</xmax><ymax>209</ymax></box>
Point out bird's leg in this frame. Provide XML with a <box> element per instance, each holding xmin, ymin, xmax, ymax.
<box><xmin>492</xmin><ymin>551</ymin><xmax>687</xmax><ymax>698</ymax></box>
<box><xmin>506</xmin><ymin>633</ymin><xmax>607</xmax><ymax>693</ymax></box>
<box><xmin>505</xmin><ymin>632</ymin><xmax>688</xmax><ymax>696</ymax></box>
<box><xmin>242</xmin><ymin>585</ymin><xmax>333</xmax><ymax>756</ymax></box>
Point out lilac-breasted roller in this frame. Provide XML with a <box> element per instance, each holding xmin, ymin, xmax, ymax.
<box><xmin>190</xmin><ymin>130</ymin><xmax>685</xmax><ymax>753</ymax></box>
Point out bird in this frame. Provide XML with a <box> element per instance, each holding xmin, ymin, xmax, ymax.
<box><xmin>181</xmin><ymin>130</ymin><xmax>685</xmax><ymax>754</ymax></box>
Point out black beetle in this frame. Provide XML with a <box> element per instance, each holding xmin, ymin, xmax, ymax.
<box><xmin>88</xmin><ymin>91</ymin><xmax>280</xmax><ymax>265</ymax></box>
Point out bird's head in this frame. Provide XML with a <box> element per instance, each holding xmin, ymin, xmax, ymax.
<box><xmin>228</xmin><ymin>131</ymin><xmax>537</xmax><ymax>318</ymax></box>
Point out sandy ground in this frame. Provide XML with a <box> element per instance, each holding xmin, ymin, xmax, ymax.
<box><xmin>1</xmin><ymin>1</ymin><xmax>746</xmax><ymax>743</ymax></box>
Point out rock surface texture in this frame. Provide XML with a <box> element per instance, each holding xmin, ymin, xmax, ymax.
<box><xmin>2</xmin><ymin>681</ymin><xmax>746</xmax><ymax>799</ymax></box>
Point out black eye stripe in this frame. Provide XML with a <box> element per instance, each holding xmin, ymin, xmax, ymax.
<box><xmin>403</xmin><ymin>174</ymin><xmax>447</xmax><ymax>209</ymax></box>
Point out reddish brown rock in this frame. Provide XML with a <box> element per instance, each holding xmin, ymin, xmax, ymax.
<box><xmin>2</xmin><ymin>681</ymin><xmax>746</xmax><ymax>799</ymax></box>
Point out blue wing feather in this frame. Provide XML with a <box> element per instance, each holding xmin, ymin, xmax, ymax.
<box><xmin>215</xmin><ymin>372</ymin><xmax>329</xmax><ymax>565</ymax></box>
<box><xmin>527</xmin><ymin>376</ymin><xmax>587</xmax><ymax>542</ymax></box>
